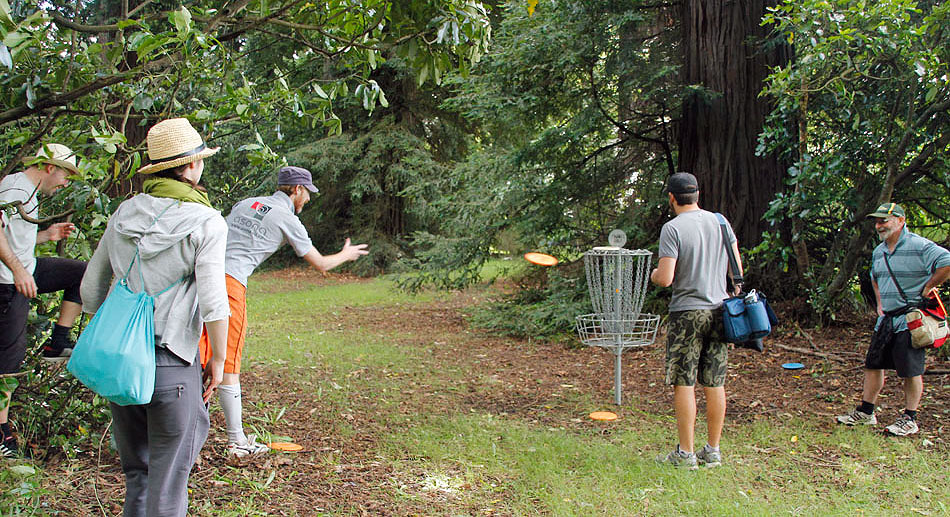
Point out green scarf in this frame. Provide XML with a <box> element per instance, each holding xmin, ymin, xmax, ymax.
<box><xmin>142</xmin><ymin>177</ymin><xmax>213</xmax><ymax>208</ymax></box>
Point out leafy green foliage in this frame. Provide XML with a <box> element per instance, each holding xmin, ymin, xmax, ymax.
<box><xmin>393</xmin><ymin>0</ymin><xmax>679</xmax><ymax>332</ymax></box>
<box><xmin>468</xmin><ymin>266</ymin><xmax>589</xmax><ymax>340</ymax></box>
<box><xmin>761</xmin><ymin>0</ymin><xmax>950</xmax><ymax>314</ymax></box>
<box><xmin>0</xmin><ymin>463</ymin><xmax>46</xmax><ymax>515</ymax></box>
<box><xmin>287</xmin><ymin>122</ymin><xmax>449</xmax><ymax>276</ymax></box>
<box><xmin>0</xmin><ymin>0</ymin><xmax>492</xmax><ymax>469</ymax></box>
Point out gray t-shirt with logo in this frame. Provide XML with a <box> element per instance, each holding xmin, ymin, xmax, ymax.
<box><xmin>224</xmin><ymin>191</ymin><xmax>315</xmax><ymax>286</ymax></box>
<box><xmin>658</xmin><ymin>209</ymin><xmax>736</xmax><ymax>311</ymax></box>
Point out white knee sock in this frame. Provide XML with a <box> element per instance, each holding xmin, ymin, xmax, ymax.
<box><xmin>217</xmin><ymin>383</ymin><xmax>247</xmax><ymax>444</ymax></box>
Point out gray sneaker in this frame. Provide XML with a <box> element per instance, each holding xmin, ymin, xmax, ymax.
<box><xmin>696</xmin><ymin>444</ymin><xmax>721</xmax><ymax>467</ymax></box>
<box><xmin>836</xmin><ymin>409</ymin><xmax>877</xmax><ymax>426</ymax></box>
<box><xmin>884</xmin><ymin>414</ymin><xmax>919</xmax><ymax>437</ymax></box>
<box><xmin>656</xmin><ymin>446</ymin><xmax>698</xmax><ymax>470</ymax></box>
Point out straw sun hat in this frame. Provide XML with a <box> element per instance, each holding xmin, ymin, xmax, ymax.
<box><xmin>22</xmin><ymin>143</ymin><xmax>80</xmax><ymax>174</ymax></box>
<box><xmin>137</xmin><ymin>118</ymin><xmax>219</xmax><ymax>175</ymax></box>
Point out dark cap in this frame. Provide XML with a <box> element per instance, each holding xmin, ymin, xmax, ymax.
<box><xmin>277</xmin><ymin>166</ymin><xmax>318</xmax><ymax>193</ymax></box>
<box><xmin>664</xmin><ymin>172</ymin><xmax>699</xmax><ymax>194</ymax></box>
<box><xmin>867</xmin><ymin>202</ymin><xmax>905</xmax><ymax>219</ymax></box>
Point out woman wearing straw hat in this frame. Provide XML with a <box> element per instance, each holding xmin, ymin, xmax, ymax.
<box><xmin>81</xmin><ymin>118</ymin><xmax>229</xmax><ymax>516</ymax></box>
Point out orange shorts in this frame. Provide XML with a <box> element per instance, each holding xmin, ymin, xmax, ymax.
<box><xmin>199</xmin><ymin>274</ymin><xmax>248</xmax><ymax>374</ymax></box>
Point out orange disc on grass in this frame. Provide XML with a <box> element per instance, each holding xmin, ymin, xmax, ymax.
<box><xmin>589</xmin><ymin>411</ymin><xmax>618</xmax><ymax>421</ymax></box>
<box><xmin>524</xmin><ymin>252</ymin><xmax>558</xmax><ymax>266</ymax></box>
<box><xmin>268</xmin><ymin>442</ymin><xmax>303</xmax><ymax>452</ymax></box>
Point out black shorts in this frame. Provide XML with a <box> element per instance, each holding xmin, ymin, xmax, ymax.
<box><xmin>0</xmin><ymin>257</ymin><xmax>86</xmax><ymax>374</ymax></box>
<box><xmin>865</xmin><ymin>329</ymin><xmax>925</xmax><ymax>378</ymax></box>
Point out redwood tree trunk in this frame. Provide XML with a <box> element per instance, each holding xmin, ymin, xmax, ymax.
<box><xmin>678</xmin><ymin>0</ymin><xmax>789</xmax><ymax>247</ymax></box>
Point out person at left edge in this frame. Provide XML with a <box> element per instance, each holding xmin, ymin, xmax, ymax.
<box><xmin>0</xmin><ymin>143</ymin><xmax>86</xmax><ymax>457</ymax></box>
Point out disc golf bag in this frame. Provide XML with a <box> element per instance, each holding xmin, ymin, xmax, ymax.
<box><xmin>905</xmin><ymin>291</ymin><xmax>949</xmax><ymax>349</ymax></box>
<box><xmin>722</xmin><ymin>290</ymin><xmax>777</xmax><ymax>344</ymax></box>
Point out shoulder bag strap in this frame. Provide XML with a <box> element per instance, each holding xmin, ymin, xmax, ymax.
<box><xmin>882</xmin><ymin>252</ymin><xmax>910</xmax><ymax>304</ymax></box>
<box><xmin>714</xmin><ymin>213</ymin><xmax>743</xmax><ymax>292</ymax></box>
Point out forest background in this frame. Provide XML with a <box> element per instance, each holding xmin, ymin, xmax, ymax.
<box><xmin>0</xmin><ymin>0</ymin><xmax>947</xmax><ymax>463</ymax></box>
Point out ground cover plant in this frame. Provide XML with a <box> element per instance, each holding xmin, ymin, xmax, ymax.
<box><xmin>2</xmin><ymin>267</ymin><xmax>947</xmax><ymax>515</ymax></box>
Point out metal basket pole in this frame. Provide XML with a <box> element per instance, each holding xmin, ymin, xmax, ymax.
<box><xmin>613</xmin><ymin>254</ymin><xmax>623</xmax><ymax>405</ymax></box>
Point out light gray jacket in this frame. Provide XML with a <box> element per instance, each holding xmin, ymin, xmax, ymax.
<box><xmin>81</xmin><ymin>194</ymin><xmax>230</xmax><ymax>364</ymax></box>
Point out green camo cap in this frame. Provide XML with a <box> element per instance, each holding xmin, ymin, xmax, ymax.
<box><xmin>868</xmin><ymin>202</ymin><xmax>905</xmax><ymax>218</ymax></box>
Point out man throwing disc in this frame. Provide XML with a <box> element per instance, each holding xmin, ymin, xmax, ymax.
<box><xmin>201</xmin><ymin>166</ymin><xmax>368</xmax><ymax>457</ymax></box>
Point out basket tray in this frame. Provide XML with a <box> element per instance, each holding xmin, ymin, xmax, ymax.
<box><xmin>575</xmin><ymin>313</ymin><xmax>659</xmax><ymax>349</ymax></box>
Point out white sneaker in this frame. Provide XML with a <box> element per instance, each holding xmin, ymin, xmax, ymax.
<box><xmin>835</xmin><ymin>409</ymin><xmax>877</xmax><ymax>426</ymax></box>
<box><xmin>884</xmin><ymin>414</ymin><xmax>919</xmax><ymax>437</ymax></box>
<box><xmin>227</xmin><ymin>435</ymin><xmax>269</xmax><ymax>458</ymax></box>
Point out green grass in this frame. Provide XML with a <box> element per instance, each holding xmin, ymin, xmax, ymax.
<box><xmin>245</xmin><ymin>276</ymin><xmax>441</xmax><ymax>373</ymax></box>
<box><xmin>377</xmin><ymin>412</ymin><xmax>949</xmax><ymax>515</ymax></box>
<box><xmin>478</xmin><ymin>257</ymin><xmax>527</xmax><ymax>281</ymax></box>
<box><xmin>237</xmin><ymin>273</ymin><xmax>950</xmax><ymax>516</ymax></box>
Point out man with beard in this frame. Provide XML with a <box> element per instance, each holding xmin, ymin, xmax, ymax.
<box><xmin>836</xmin><ymin>203</ymin><xmax>950</xmax><ymax>436</ymax></box>
<box><xmin>200</xmin><ymin>165</ymin><xmax>368</xmax><ymax>457</ymax></box>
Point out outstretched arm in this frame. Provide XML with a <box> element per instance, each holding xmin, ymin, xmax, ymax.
<box><xmin>303</xmin><ymin>238</ymin><xmax>369</xmax><ymax>272</ymax></box>
<box><xmin>36</xmin><ymin>222</ymin><xmax>75</xmax><ymax>244</ymax></box>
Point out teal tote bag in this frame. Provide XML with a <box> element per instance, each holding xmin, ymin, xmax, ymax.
<box><xmin>67</xmin><ymin>278</ymin><xmax>156</xmax><ymax>406</ymax></box>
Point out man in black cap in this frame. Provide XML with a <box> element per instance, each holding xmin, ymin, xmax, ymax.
<box><xmin>199</xmin><ymin>166</ymin><xmax>368</xmax><ymax>457</ymax></box>
<box><xmin>650</xmin><ymin>172</ymin><xmax>741</xmax><ymax>469</ymax></box>
<box><xmin>836</xmin><ymin>203</ymin><xmax>950</xmax><ymax>436</ymax></box>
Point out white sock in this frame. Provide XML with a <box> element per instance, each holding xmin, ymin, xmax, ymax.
<box><xmin>217</xmin><ymin>383</ymin><xmax>247</xmax><ymax>444</ymax></box>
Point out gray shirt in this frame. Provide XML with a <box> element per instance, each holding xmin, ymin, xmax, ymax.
<box><xmin>658</xmin><ymin>209</ymin><xmax>736</xmax><ymax>311</ymax></box>
<box><xmin>224</xmin><ymin>191</ymin><xmax>315</xmax><ymax>286</ymax></box>
<box><xmin>81</xmin><ymin>194</ymin><xmax>230</xmax><ymax>364</ymax></box>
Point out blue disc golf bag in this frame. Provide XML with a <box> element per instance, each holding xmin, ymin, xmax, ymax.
<box><xmin>67</xmin><ymin>202</ymin><xmax>182</xmax><ymax>406</ymax></box>
<box><xmin>722</xmin><ymin>291</ymin><xmax>777</xmax><ymax>343</ymax></box>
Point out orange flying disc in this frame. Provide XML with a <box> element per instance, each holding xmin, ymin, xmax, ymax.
<box><xmin>524</xmin><ymin>252</ymin><xmax>558</xmax><ymax>266</ymax></box>
<box><xmin>268</xmin><ymin>442</ymin><xmax>303</xmax><ymax>452</ymax></box>
<box><xmin>589</xmin><ymin>411</ymin><xmax>618</xmax><ymax>421</ymax></box>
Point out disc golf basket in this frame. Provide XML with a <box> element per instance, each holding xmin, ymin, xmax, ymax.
<box><xmin>575</xmin><ymin>241</ymin><xmax>659</xmax><ymax>405</ymax></box>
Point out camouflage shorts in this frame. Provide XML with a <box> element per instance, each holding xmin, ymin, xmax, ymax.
<box><xmin>665</xmin><ymin>309</ymin><xmax>728</xmax><ymax>387</ymax></box>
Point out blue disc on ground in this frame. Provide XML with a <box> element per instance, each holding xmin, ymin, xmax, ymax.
<box><xmin>782</xmin><ymin>362</ymin><xmax>805</xmax><ymax>370</ymax></box>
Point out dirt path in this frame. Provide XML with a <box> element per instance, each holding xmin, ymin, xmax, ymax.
<box><xmin>46</xmin><ymin>271</ymin><xmax>950</xmax><ymax>515</ymax></box>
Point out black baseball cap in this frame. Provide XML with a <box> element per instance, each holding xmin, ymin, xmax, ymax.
<box><xmin>664</xmin><ymin>172</ymin><xmax>699</xmax><ymax>194</ymax></box>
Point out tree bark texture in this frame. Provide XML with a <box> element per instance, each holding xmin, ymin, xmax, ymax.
<box><xmin>678</xmin><ymin>0</ymin><xmax>789</xmax><ymax>246</ymax></box>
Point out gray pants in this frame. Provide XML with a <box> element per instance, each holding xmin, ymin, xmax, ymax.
<box><xmin>111</xmin><ymin>347</ymin><xmax>210</xmax><ymax>517</ymax></box>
